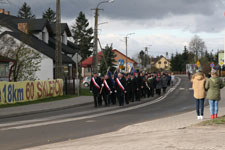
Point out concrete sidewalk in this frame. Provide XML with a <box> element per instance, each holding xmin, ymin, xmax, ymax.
<box><xmin>25</xmin><ymin>89</ymin><xmax>225</xmax><ymax>150</ymax></box>
<box><xmin>0</xmin><ymin>96</ymin><xmax>93</xmax><ymax>118</ymax></box>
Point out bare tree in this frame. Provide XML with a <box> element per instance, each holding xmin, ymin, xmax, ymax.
<box><xmin>0</xmin><ymin>36</ymin><xmax>42</xmax><ymax>81</ymax></box>
<box><xmin>189</xmin><ymin>35</ymin><xmax>207</xmax><ymax>61</ymax></box>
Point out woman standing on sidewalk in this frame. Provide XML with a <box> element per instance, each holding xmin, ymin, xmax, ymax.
<box><xmin>191</xmin><ymin>70</ymin><xmax>206</xmax><ymax>120</ymax></box>
<box><xmin>205</xmin><ymin>69</ymin><xmax>224</xmax><ymax>119</ymax></box>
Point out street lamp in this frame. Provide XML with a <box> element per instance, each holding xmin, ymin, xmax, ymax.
<box><xmin>92</xmin><ymin>0</ymin><xmax>115</xmax><ymax>73</ymax></box>
<box><xmin>125</xmin><ymin>33</ymin><xmax>135</xmax><ymax>72</ymax></box>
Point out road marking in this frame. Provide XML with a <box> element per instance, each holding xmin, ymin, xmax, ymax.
<box><xmin>0</xmin><ymin>78</ymin><xmax>181</xmax><ymax>131</ymax></box>
<box><xmin>179</xmin><ymin>88</ymin><xmax>193</xmax><ymax>91</ymax></box>
<box><xmin>85</xmin><ymin>120</ymin><xmax>96</xmax><ymax>123</ymax></box>
<box><xmin>0</xmin><ymin>106</ymin><xmax>118</xmax><ymax>128</ymax></box>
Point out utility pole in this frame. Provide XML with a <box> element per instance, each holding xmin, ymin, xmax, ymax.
<box><xmin>92</xmin><ymin>8</ymin><xmax>100</xmax><ymax>73</ymax></box>
<box><xmin>125</xmin><ymin>36</ymin><xmax>128</xmax><ymax>72</ymax></box>
<box><xmin>144</xmin><ymin>47</ymin><xmax>148</xmax><ymax>68</ymax></box>
<box><xmin>55</xmin><ymin>0</ymin><xmax>62</xmax><ymax>79</ymax></box>
<box><xmin>92</xmin><ymin>0</ymin><xmax>114</xmax><ymax>74</ymax></box>
<box><xmin>124</xmin><ymin>33</ymin><xmax>135</xmax><ymax>72</ymax></box>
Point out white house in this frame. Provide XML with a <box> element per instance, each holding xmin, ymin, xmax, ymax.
<box><xmin>0</xmin><ymin>9</ymin><xmax>78</xmax><ymax>81</ymax></box>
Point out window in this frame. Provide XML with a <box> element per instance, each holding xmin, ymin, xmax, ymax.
<box><xmin>0</xmin><ymin>63</ymin><xmax>9</xmax><ymax>77</ymax></box>
<box><xmin>164</xmin><ymin>61</ymin><xmax>167</xmax><ymax>64</ymax></box>
<box><xmin>158</xmin><ymin>61</ymin><xmax>161</xmax><ymax>64</ymax></box>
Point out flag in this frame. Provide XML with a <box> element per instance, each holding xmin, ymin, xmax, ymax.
<box><xmin>130</xmin><ymin>66</ymin><xmax>134</xmax><ymax>74</ymax></box>
<box><xmin>107</xmin><ymin>71</ymin><xmax>115</xmax><ymax>86</ymax></box>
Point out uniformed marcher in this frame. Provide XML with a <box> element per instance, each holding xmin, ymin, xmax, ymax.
<box><xmin>101</xmin><ymin>75</ymin><xmax>113</xmax><ymax>106</ymax></box>
<box><xmin>139</xmin><ymin>72</ymin><xmax>145</xmax><ymax>98</ymax></box>
<box><xmin>90</xmin><ymin>72</ymin><xmax>102</xmax><ymax>107</ymax></box>
<box><xmin>130</xmin><ymin>74</ymin><xmax>136</xmax><ymax>102</ymax></box>
<box><xmin>144</xmin><ymin>74</ymin><xmax>151</xmax><ymax>98</ymax></box>
<box><xmin>110</xmin><ymin>74</ymin><xmax>117</xmax><ymax>105</ymax></box>
<box><xmin>148</xmin><ymin>74</ymin><xmax>156</xmax><ymax>97</ymax></box>
<box><xmin>156</xmin><ymin>74</ymin><xmax>162</xmax><ymax>96</ymax></box>
<box><xmin>115</xmin><ymin>73</ymin><xmax>127</xmax><ymax>106</ymax></box>
<box><xmin>161</xmin><ymin>74</ymin><xmax>168</xmax><ymax>93</ymax></box>
<box><xmin>124</xmin><ymin>74</ymin><xmax>130</xmax><ymax>104</ymax></box>
<box><xmin>98</xmin><ymin>76</ymin><xmax>104</xmax><ymax>106</ymax></box>
<box><xmin>134</xmin><ymin>72</ymin><xmax>141</xmax><ymax>101</ymax></box>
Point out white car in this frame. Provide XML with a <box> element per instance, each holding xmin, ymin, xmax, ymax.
<box><xmin>82</xmin><ymin>76</ymin><xmax>91</xmax><ymax>87</ymax></box>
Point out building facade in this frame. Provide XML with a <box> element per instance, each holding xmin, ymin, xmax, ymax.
<box><xmin>151</xmin><ymin>56</ymin><xmax>171</xmax><ymax>71</ymax></box>
<box><xmin>0</xmin><ymin>9</ymin><xmax>79</xmax><ymax>81</ymax></box>
<box><xmin>81</xmin><ymin>49</ymin><xmax>138</xmax><ymax>77</ymax></box>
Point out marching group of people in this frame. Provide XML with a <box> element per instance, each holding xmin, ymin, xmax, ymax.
<box><xmin>90</xmin><ymin>71</ymin><xmax>175</xmax><ymax>108</ymax></box>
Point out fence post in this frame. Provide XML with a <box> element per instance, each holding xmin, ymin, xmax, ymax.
<box><xmin>65</xmin><ymin>77</ymin><xmax>68</xmax><ymax>95</ymax></box>
<box><xmin>73</xmin><ymin>77</ymin><xmax>75</xmax><ymax>95</ymax></box>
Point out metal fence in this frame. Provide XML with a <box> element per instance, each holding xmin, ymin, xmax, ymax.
<box><xmin>64</xmin><ymin>78</ymin><xmax>75</xmax><ymax>95</ymax></box>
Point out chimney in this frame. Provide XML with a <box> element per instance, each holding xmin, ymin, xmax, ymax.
<box><xmin>0</xmin><ymin>9</ymin><xmax>4</xmax><ymax>14</ymax></box>
<box><xmin>18</xmin><ymin>23</ymin><xmax>29</xmax><ymax>34</ymax></box>
<box><xmin>0</xmin><ymin>9</ymin><xmax>10</xmax><ymax>15</ymax></box>
<box><xmin>4</xmin><ymin>11</ymin><xmax>10</xmax><ymax>15</ymax></box>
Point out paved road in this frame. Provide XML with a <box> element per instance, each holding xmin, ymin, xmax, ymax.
<box><xmin>0</xmin><ymin>76</ymin><xmax>196</xmax><ymax>150</ymax></box>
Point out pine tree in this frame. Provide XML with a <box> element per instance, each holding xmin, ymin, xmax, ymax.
<box><xmin>99</xmin><ymin>45</ymin><xmax>117</xmax><ymax>75</ymax></box>
<box><xmin>42</xmin><ymin>8</ymin><xmax>56</xmax><ymax>22</ymax></box>
<box><xmin>72</xmin><ymin>11</ymin><xmax>93</xmax><ymax>61</ymax></box>
<box><xmin>18</xmin><ymin>2</ymin><xmax>35</xmax><ymax>19</ymax></box>
<box><xmin>138</xmin><ymin>50</ymin><xmax>145</xmax><ymax>67</ymax></box>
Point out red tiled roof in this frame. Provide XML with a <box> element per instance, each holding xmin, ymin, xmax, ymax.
<box><xmin>81</xmin><ymin>49</ymin><xmax>138</xmax><ymax>67</ymax></box>
<box><xmin>81</xmin><ymin>53</ymin><xmax>102</xmax><ymax>67</ymax></box>
<box><xmin>112</xmin><ymin>49</ymin><xmax>138</xmax><ymax>64</ymax></box>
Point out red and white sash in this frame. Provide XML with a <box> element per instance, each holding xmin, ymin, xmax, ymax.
<box><xmin>104</xmin><ymin>80</ymin><xmax>111</xmax><ymax>92</ymax></box>
<box><xmin>115</xmin><ymin>78</ymin><xmax>125</xmax><ymax>91</ymax></box>
<box><xmin>92</xmin><ymin>77</ymin><xmax>100</xmax><ymax>89</ymax></box>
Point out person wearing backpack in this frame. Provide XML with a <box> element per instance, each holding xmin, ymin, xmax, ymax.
<box><xmin>205</xmin><ymin>69</ymin><xmax>224</xmax><ymax>119</ymax></box>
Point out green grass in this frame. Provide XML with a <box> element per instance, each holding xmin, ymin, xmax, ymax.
<box><xmin>80</xmin><ymin>88</ymin><xmax>93</xmax><ymax>96</ymax></box>
<box><xmin>0</xmin><ymin>95</ymin><xmax>77</xmax><ymax>108</ymax></box>
<box><xmin>0</xmin><ymin>88</ymin><xmax>92</xmax><ymax>108</ymax></box>
<box><xmin>198</xmin><ymin>116</ymin><xmax>225</xmax><ymax>126</ymax></box>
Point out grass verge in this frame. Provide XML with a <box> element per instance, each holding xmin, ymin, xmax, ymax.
<box><xmin>0</xmin><ymin>88</ymin><xmax>92</xmax><ymax>108</ymax></box>
<box><xmin>0</xmin><ymin>95</ymin><xmax>77</xmax><ymax>109</ymax></box>
<box><xmin>80</xmin><ymin>88</ymin><xmax>93</xmax><ymax>96</ymax></box>
<box><xmin>198</xmin><ymin>116</ymin><xmax>225</xmax><ymax>126</ymax></box>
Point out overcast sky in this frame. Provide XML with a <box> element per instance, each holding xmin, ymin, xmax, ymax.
<box><xmin>1</xmin><ymin>0</ymin><xmax>225</xmax><ymax>58</ymax></box>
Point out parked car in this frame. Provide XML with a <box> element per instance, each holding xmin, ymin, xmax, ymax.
<box><xmin>82</xmin><ymin>76</ymin><xmax>91</xmax><ymax>87</ymax></box>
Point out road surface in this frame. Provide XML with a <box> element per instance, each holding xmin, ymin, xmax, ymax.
<box><xmin>0</xmin><ymin>76</ymin><xmax>196</xmax><ymax>150</ymax></box>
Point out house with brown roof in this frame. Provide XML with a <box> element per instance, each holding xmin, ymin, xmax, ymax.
<box><xmin>0</xmin><ymin>9</ymin><xmax>79</xmax><ymax>80</ymax></box>
<box><xmin>81</xmin><ymin>49</ymin><xmax>138</xmax><ymax>77</ymax></box>
<box><xmin>151</xmin><ymin>55</ymin><xmax>170</xmax><ymax>71</ymax></box>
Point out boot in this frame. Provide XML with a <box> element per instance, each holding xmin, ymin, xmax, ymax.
<box><xmin>214</xmin><ymin>114</ymin><xmax>218</xmax><ymax>119</ymax></box>
<box><xmin>211</xmin><ymin>115</ymin><xmax>214</xmax><ymax>119</ymax></box>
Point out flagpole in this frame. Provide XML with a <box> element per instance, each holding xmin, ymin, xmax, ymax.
<box><xmin>100</xmin><ymin>67</ymin><xmax>110</xmax><ymax>94</ymax></box>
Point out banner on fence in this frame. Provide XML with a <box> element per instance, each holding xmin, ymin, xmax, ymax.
<box><xmin>0</xmin><ymin>79</ymin><xmax>63</xmax><ymax>104</ymax></box>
